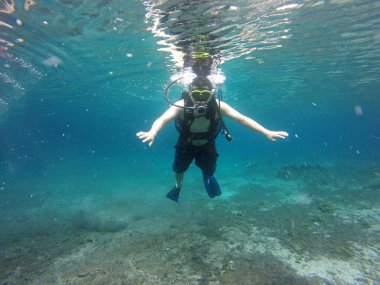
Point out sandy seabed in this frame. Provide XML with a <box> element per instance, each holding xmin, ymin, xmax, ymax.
<box><xmin>1</xmin><ymin>159</ymin><xmax>379</xmax><ymax>285</ymax></box>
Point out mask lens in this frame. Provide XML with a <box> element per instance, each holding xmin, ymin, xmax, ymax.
<box><xmin>191</xmin><ymin>90</ymin><xmax>211</xmax><ymax>101</ymax></box>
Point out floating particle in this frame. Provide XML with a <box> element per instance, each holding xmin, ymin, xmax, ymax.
<box><xmin>43</xmin><ymin>21</ymin><xmax>48</xmax><ymax>25</ymax></box>
<box><xmin>228</xmin><ymin>5</ymin><xmax>238</xmax><ymax>11</ymax></box>
<box><xmin>16</xmin><ymin>19</ymin><xmax>23</xmax><ymax>26</ymax></box>
<box><xmin>312</xmin><ymin>102</ymin><xmax>317</xmax><ymax>106</ymax></box>
<box><xmin>294</xmin><ymin>134</ymin><xmax>299</xmax><ymax>138</ymax></box>
<box><xmin>115</xmin><ymin>17</ymin><xmax>124</xmax><ymax>22</ymax></box>
<box><xmin>146</xmin><ymin>61</ymin><xmax>152</xmax><ymax>68</ymax></box>
<box><xmin>43</xmin><ymin>56</ymin><xmax>62</xmax><ymax>67</ymax></box>
<box><xmin>109</xmin><ymin>71</ymin><xmax>113</xmax><ymax>75</ymax></box>
<box><xmin>16</xmin><ymin>38</ymin><xmax>24</xmax><ymax>43</ymax></box>
<box><xmin>126</xmin><ymin>53</ymin><xmax>133</xmax><ymax>58</ymax></box>
<box><xmin>354</xmin><ymin>105</ymin><xmax>363</xmax><ymax>116</ymax></box>
<box><xmin>113</xmin><ymin>26</ymin><xmax>117</xmax><ymax>31</ymax></box>
<box><xmin>4</xmin><ymin>64</ymin><xmax>10</xmax><ymax>68</ymax></box>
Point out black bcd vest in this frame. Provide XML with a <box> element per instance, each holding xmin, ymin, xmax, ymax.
<box><xmin>175</xmin><ymin>91</ymin><xmax>222</xmax><ymax>142</ymax></box>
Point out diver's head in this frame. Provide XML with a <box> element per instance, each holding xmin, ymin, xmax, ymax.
<box><xmin>189</xmin><ymin>77</ymin><xmax>214</xmax><ymax>115</ymax></box>
<box><xmin>191</xmin><ymin>52</ymin><xmax>213</xmax><ymax>76</ymax></box>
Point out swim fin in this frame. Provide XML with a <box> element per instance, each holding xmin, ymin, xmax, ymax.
<box><xmin>203</xmin><ymin>176</ymin><xmax>222</xmax><ymax>198</ymax></box>
<box><xmin>166</xmin><ymin>186</ymin><xmax>181</xmax><ymax>203</ymax></box>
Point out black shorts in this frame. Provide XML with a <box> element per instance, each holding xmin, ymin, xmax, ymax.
<box><xmin>173</xmin><ymin>138</ymin><xmax>219</xmax><ymax>176</ymax></box>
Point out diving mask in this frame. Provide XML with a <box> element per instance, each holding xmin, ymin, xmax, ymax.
<box><xmin>190</xmin><ymin>89</ymin><xmax>213</xmax><ymax>114</ymax></box>
<box><xmin>191</xmin><ymin>89</ymin><xmax>211</xmax><ymax>101</ymax></box>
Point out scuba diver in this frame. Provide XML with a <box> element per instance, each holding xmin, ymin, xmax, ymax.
<box><xmin>136</xmin><ymin>54</ymin><xmax>288</xmax><ymax>203</ymax></box>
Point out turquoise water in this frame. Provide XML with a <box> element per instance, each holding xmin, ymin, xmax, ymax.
<box><xmin>1</xmin><ymin>0</ymin><xmax>379</xmax><ymax>284</ymax></box>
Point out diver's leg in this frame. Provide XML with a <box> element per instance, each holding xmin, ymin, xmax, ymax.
<box><xmin>195</xmin><ymin>141</ymin><xmax>218</xmax><ymax>177</ymax></box>
<box><xmin>167</xmin><ymin>139</ymin><xmax>194</xmax><ymax>202</ymax></box>
<box><xmin>175</xmin><ymin>172</ymin><xmax>184</xmax><ymax>189</ymax></box>
<box><xmin>166</xmin><ymin>172</ymin><xmax>184</xmax><ymax>202</ymax></box>
<box><xmin>167</xmin><ymin>172</ymin><xmax>186</xmax><ymax>203</ymax></box>
<box><xmin>195</xmin><ymin>142</ymin><xmax>221</xmax><ymax>198</ymax></box>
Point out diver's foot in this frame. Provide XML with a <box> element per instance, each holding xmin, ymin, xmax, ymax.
<box><xmin>166</xmin><ymin>186</ymin><xmax>181</xmax><ymax>203</ymax></box>
<box><xmin>203</xmin><ymin>176</ymin><xmax>222</xmax><ymax>198</ymax></box>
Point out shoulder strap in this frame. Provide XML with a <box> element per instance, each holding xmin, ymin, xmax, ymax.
<box><xmin>175</xmin><ymin>92</ymin><xmax>194</xmax><ymax>137</ymax></box>
<box><xmin>207</xmin><ymin>97</ymin><xmax>222</xmax><ymax>141</ymax></box>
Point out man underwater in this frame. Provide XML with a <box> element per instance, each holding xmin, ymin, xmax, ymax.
<box><xmin>136</xmin><ymin>74</ymin><xmax>288</xmax><ymax>202</ymax></box>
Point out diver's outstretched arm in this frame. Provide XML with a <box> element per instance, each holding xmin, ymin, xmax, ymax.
<box><xmin>219</xmin><ymin>101</ymin><xmax>288</xmax><ymax>141</ymax></box>
<box><xmin>136</xmin><ymin>100</ymin><xmax>183</xmax><ymax>146</ymax></box>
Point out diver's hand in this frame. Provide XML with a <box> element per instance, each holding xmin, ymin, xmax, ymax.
<box><xmin>266</xmin><ymin>131</ymin><xmax>288</xmax><ymax>141</ymax></box>
<box><xmin>136</xmin><ymin>131</ymin><xmax>156</xmax><ymax>147</ymax></box>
